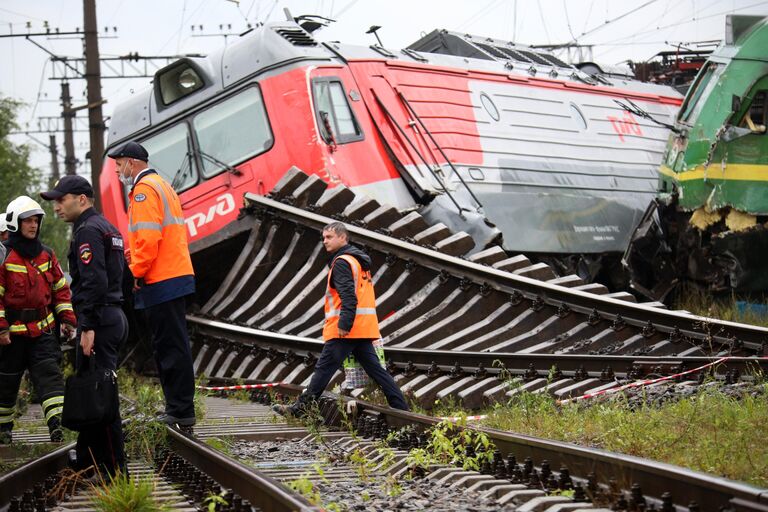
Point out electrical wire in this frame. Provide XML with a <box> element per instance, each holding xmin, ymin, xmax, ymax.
<box><xmin>594</xmin><ymin>0</ymin><xmax>768</xmax><ymax>46</ymax></box>
<box><xmin>563</xmin><ymin>0</ymin><xmax>577</xmax><ymax>41</ymax></box>
<box><xmin>536</xmin><ymin>0</ymin><xmax>551</xmax><ymax>44</ymax></box>
<box><xmin>28</xmin><ymin>57</ymin><xmax>50</xmax><ymax>123</ymax></box>
<box><xmin>456</xmin><ymin>0</ymin><xmax>506</xmax><ymax>32</ymax></box>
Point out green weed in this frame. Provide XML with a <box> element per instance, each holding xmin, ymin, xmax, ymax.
<box><xmin>90</xmin><ymin>472</ymin><xmax>169</xmax><ymax>512</ymax></box>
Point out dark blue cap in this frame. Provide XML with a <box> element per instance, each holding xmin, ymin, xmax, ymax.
<box><xmin>40</xmin><ymin>175</ymin><xmax>94</xmax><ymax>200</ymax></box>
<box><xmin>107</xmin><ymin>140</ymin><xmax>149</xmax><ymax>162</ymax></box>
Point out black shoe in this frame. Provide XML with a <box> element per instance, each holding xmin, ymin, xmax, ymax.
<box><xmin>0</xmin><ymin>429</ymin><xmax>11</xmax><ymax>445</ymax></box>
<box><xmin>48</xmin><ymin>416</ymin><xmax>64</xmax><ymax>442</ymax></box>
<box><xmin>157</xmin><ymin>414</ymin><xmax>196</xmax><ymax>426</ymax></box>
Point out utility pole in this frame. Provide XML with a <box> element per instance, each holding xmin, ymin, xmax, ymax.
<box><xmin>48</xmin><ymin>134</ymin><xmax>60</xmax><ymax>186</ymax></box>
<box><xmin>83</xmin><ymin>0</ymin><xmax>105</xmax><ymax>209</ymax></box>
<box><xmin>60</xmin><ymin>82</ymin><xmax>77</xmax><ymax>175</ymax></box>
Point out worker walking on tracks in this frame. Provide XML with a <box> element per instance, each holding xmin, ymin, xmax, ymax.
<box><xmin>42</xmin><ymin>175</ymin><xmax>128</xmax><ymax>477</ymax></box>
<box><xmin>0</xmin><ymin>196</ymin><xmax>76</xmax><ymax>444</ymax></box>
<box><xmin>108</xmin><ymin>141</ymin><xmax>197</xmax><ymax>426</ymax></box>
<box><xmin>274</xmin><ymin>222</ymin><xmax>408</xmax><ymax>417</ymax></box>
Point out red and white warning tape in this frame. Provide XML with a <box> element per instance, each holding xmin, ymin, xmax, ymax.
<box><xmin>197</xmin><ymin>382</ymin><xmax>282</xmax><ymax>392</ymax></box>
<box><xmin>556</xmin><ymin>357</ymin><xmax>731</xmax><ymax>405</ymax></box>
<box><xmin>437</xmin><ymin>414</ymin><xmax>487</xmax><ymax>422</ymax></box>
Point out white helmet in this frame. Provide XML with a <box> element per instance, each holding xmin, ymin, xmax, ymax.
<box><xmin>0</xmin><ymin>216</ymin><xmax>6</xmax><ymax>232</ymax></box>
<box><xmin>5</xmin><ymin>196</ymin><xmax>45</xmax><ymax>233</ymax></box>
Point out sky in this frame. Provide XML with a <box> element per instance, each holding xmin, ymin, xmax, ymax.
<box><xmin>1</xmin><ymin>0</ymin><xmax>767</xmax><ymax>178</ymax></box>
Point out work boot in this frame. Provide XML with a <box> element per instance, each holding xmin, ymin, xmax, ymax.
<box><xmin>0</xmin><ymin>424</ymin><xmax>12</xmax><ymax>445</ymax></box>
<box><xmin>156</xmin><ymin>414</ymin><xmax>196</xmax><ymax>427</ymax></box>
<box><xmin>48</xmin><ymin>416</ymin><xmax>64</xmax><ymax>443</ymax></box>
<box><xmin>271</xmin><ymin>402</ymin><xmax>307</xmax><ymax>419</ymax></box>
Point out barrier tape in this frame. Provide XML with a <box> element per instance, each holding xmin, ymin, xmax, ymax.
<box><xmin>198</xmin><ymin>382</ymin><xmax>282</xmax><ymax>391</ymax></box>
<box><xmin>556</xmin><ymin>357</ymin><xmax>731</xmax><ymax>405</ymax></box>
<box><xmin>438</xmin><ymin>415</ymin><xmax>487</xmax><ymax>422</ymax></box>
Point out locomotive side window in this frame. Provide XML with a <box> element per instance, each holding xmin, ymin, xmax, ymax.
<box><xmin>193</xmin><ymin>87</ymin><xmax>274</xmax><ymax>178</ymax></box>
<box><xmin>740</xmin><ymin>90</ymin><xmax>767</xmax><ymax>129</ymax></box>
<box><xmin>142</xmin><ymin>124</ymin><xmax>198</xmax><ymax>192</ymax></box>
<box><xmin>312</xmin><ymin>78</ymin><xmax>363</xmax><ymax>144</ymax></box>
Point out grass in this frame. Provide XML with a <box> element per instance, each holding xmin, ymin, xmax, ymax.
<box><xmin>119</xmin><ymin>372</ymin><xmax>168</xmax><ymax>460</ymax></box>
<box><xmin>673</xmin><ymin>285</ymin><xmax>768</xmax><ymax>328</ymax></box>
<box><xmin>469</xmin><ymin>385</ymin><xmax>768</xmax><ymax>487</ymax></box>
<box><xmin>90</xmin><ymin>472</ymin><xmax>169</xmax><ymax>512</ymax></box>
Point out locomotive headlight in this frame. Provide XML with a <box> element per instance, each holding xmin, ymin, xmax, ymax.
<box><xmin>178</xmin><ymin>68</ymin><xmax>202</xmax><ymax>90</ymax></box>
<box><xmin>156</xmin><ymin>61</ymin><xmax>206</xmax><ymax>106</ymax></box>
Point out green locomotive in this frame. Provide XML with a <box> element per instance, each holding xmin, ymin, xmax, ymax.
<box><xmin>624</xmin><ymin>15</ymin><xmax>768</xmax><ymax>300</ymax></box>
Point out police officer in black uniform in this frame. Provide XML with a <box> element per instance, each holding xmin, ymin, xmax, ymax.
<box><xmin>41</xmin><ymin>175</ymin><xmax>128</xmax><ymax>478</ymax></box>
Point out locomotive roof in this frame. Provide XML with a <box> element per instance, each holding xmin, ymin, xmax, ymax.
<box><xmin>710</xmin><ymin>15</ymin><xmax>768</xmax><ymax>62</ymax></box>
<box><xmin>107</xmin><ymin>20</ymin><xmax>677</xmax><ymax>145</ymax></box>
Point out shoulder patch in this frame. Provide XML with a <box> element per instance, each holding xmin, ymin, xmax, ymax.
<box><xmin>134</xmin><ymin>193</ymin><xmax>147</xmax><ymax>202</ymax></box>
<box><xmin>79</xmin><ymin>243</ymin><xmax>93</xmax><ymax>265</ymax></box>
<box><xmin>110</xmin><ymin>235</ymin><xmax>124</xmax><ymax>250</ymax></box>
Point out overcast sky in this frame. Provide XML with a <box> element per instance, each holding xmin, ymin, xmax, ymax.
<box><xmin>1</xmin><ymin>0</ymin><xmax>766</xmax><ymax>177</ymax></box>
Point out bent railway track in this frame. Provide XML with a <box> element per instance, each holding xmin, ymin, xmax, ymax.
<box><xmin>185</xmin><ymin>169</ymin><xmax>767</xmax><ymax>409</ymax></box>
<box><xmin>198</xmin><ymin>168</ymin><xmax>768</xmax><ymax>357</ymax></box>
<box><xmin>2</xmin><ymin>392</ymin><xmax>766</xmax><ymax>512</ymax></box>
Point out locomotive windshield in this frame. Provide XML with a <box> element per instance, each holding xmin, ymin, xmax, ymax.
<box><xmin>140</xmin><ymin>86</ymin><xmax>273</xmax><ymax>192</ymax></box>
<box><xmin>677</xmin><ymin>62</ymin><xmax>722</xmax><ymax>123</ymax></box>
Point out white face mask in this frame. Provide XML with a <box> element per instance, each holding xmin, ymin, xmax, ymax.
<box><xmin>118</xmin><ymin>161</ymin><xmax>133</xmax><ymax>187</ymax></box>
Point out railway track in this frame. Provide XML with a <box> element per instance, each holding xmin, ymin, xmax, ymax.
<box><xmin>2</xmin><ymin>392</ymin><xmax>765</xmax><ymax>512</ymax></box>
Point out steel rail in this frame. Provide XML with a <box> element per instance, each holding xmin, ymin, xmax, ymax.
<box><xmin>188</xmin><ymin>315</ymin><xmax>768</xmax><ymax>377</ymax></box>
<box><xmin>243</xmin><ymin>192</ymin><xmax>768</xmax><ymax>350</ymax></box>
<box><xmin>0</xmin><ymin>442</ymin><xmax>73</xmax><ymax>509</ymax></box>
<box><xmin>165</xmin><ymin>426</ymin><xmax>319</xmax><ymax>512</ymax></box>
<box><xmin>346</xmin><ymin>399</ymin><xmax>768</xmax><ymax>512</ymax></box>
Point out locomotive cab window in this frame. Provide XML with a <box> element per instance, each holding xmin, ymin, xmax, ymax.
<box><xmin>193</xmin><ymin>87</ymin><xmax>274</xmax><ymax>178</ymax></box>
<box><xmin>312</xmin><ymin>78</ymin><xmax>363</xmax><ymax>144</ymax></box>
<box><xmin>142</xmin><ymin>124</ymin><xmax>198</xmax><ymax>192</ymax></box>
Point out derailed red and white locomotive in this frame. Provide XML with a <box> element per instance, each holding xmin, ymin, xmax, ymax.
<box><xmin>100</xmin><ymin>18</ymin><xmax>683</xmax><ymax>293</ymax></box>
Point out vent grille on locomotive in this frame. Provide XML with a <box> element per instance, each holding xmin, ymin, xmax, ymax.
<box><xmin>275</xmin><ymin>28</ymin><xmax>317</xmax><ymax>46</ymax></box>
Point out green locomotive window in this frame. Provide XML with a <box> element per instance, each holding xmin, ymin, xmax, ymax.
<box><xmin>193</xmin><ymin>87</ymin><xmax>274</xmax><ymax>178</ymax></box>
<box><xmin>678</xmin><ymin>62</ymin><xmax>721</xmax><ymax>123</ymax></box>
<box><xmin>740</xmin><ymin>90</ymin><xmax>767</xmax><ymax>128</ymax></box>
<box><xmin>312</xmin><ymin>78</ymin><xmax>364</xmax><ymax>144</ymax></box>
<box><xmin>142</xmin><ymin>124</ymin><xmax>198</xmax><ymax>192</ymax></box>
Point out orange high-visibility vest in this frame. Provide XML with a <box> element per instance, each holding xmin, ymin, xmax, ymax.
<box><xmin>128</xmin><ymin>172</ymin><xmax>194</xmax><ymax>284</ymax></box>
<box><xmin>323</xmin><ymin>254</ymin><xmax>380</xmax><ymax>340</ymax></box>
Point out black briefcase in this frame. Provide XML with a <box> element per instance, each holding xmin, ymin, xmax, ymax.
<box><xmin>61</xmin><ymin>359</ymin><xmax>119</xmax><ymax>431</ymax></box>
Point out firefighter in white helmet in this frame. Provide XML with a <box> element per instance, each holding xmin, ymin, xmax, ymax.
<box><xmin>0</xmin><ymin>196</ymin><xmax>76</xmax><ymax>443</ymax></box>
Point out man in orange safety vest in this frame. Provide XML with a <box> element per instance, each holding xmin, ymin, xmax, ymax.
<box><xmin>108</xmin><ymin>141</ymin><xmax>197</xmax><ymax>426</ymax></box>
<box><xmin>273</xmin><ymin>222</ymin><xmax>408</xmax><ymax>417</ymax></box>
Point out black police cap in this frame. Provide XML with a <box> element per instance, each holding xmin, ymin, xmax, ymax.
<box><xmin>107</xmin><ymin>141</ymin><xmax>149</xmax><ymax>162</ymax></box>
<box><xmin>40</xmin><ymin>174</ymin><xmax>94</xmax><ymax>200</ymax></box>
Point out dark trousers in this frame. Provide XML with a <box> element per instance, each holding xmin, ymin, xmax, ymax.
<box><xmin>74</xmin><ymin>306</ymin><xmax>128</xmax><ymax>477</ymax></box>
<box><xmin>301</xmin><ymin>338</ymin><xmax>409</xmax><ymax>410</ymax></box>
<box><xmin>0</xmin><ymin>332</ymin><xmax>64</xmax><ymax>434</ymax></box>
<box><xmin>144</xmin><ymin>296</ymin><xmax>195</xmax><ymax>419</ymax></box>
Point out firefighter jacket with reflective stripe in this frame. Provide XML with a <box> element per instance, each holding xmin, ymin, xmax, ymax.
<box><xmin>127</xmin><ymin>170</ymin><xmax>194</xmax><ymax>285</ymax></box>
<box><xmin>323</xmin><ymin>254</ymin><xmax>381</xmax><ymax>340</ymax></box>
<box><xmin>0</xmin><ymin>247</ymin><xmax>76</xmax><ymax>337</ymax></box>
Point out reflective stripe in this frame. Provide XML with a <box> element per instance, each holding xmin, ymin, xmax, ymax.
<box><xmin>53</xmin><ymin>277</ymin><xmax>67</xmax><ymax>291</ymax></box>
<box><xmin>0</xmin><ymin>406</ymin><xmax>14</xmax><ymax>414</ymax></box>
<box><xmin>37</xmin><ymin>261</ymin><xmax>51</xmax><ymax>272</ymax></box>
<box><xmin>45</xmin><ymin>406</ymin><xmax>63</xmax><ymax>422</ymax></box>
<box><xmin>0</xmin><ymin>311</ymin><xmax>4</xmax><ymax>319</ymax></box>
<box><xmin>326</xmin><ymin>307</ymin><xmax>378</xmax><ymax>319</ymax></box>
<box><xmin>5</xmin><ymin>263</ymin><xmax>27</xmax><ymax>273</ymax></box>
<box><xmin>42</xmin><ymin>396</ymin><xmax>64</xmax><ymax>410</ymax></box>
<box><xmin>38</xmin><ymin>313</ymin><xmax>54</xmax><ymax>329</ymax></box>
<box><xmin>0</xmin><ymin>416</ymin><xmax>14</xmax><ymax>424</ymax></box>
<box><xmin>133</xmin><ymin>176</ymin><xmax>186</xmax><ymax>230</ymax></box>
<box><xmin>0</xmin><ymin>285</ymin><xmax>5</xmax><ymax>296</ymax></box>
<box><xmin>54</xmin><ymin>303</ymin><xmax>73</xmax><ymax>314</ymax></box>
<box><xmin>129</xmin><ymin>221</ymin><xmax>162</xmax><ymax>233</ymax></box>
<box><xmin>9</xmin><ymin>324</ymin><xmax>27</xmax><ymax>333</ymax></box>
